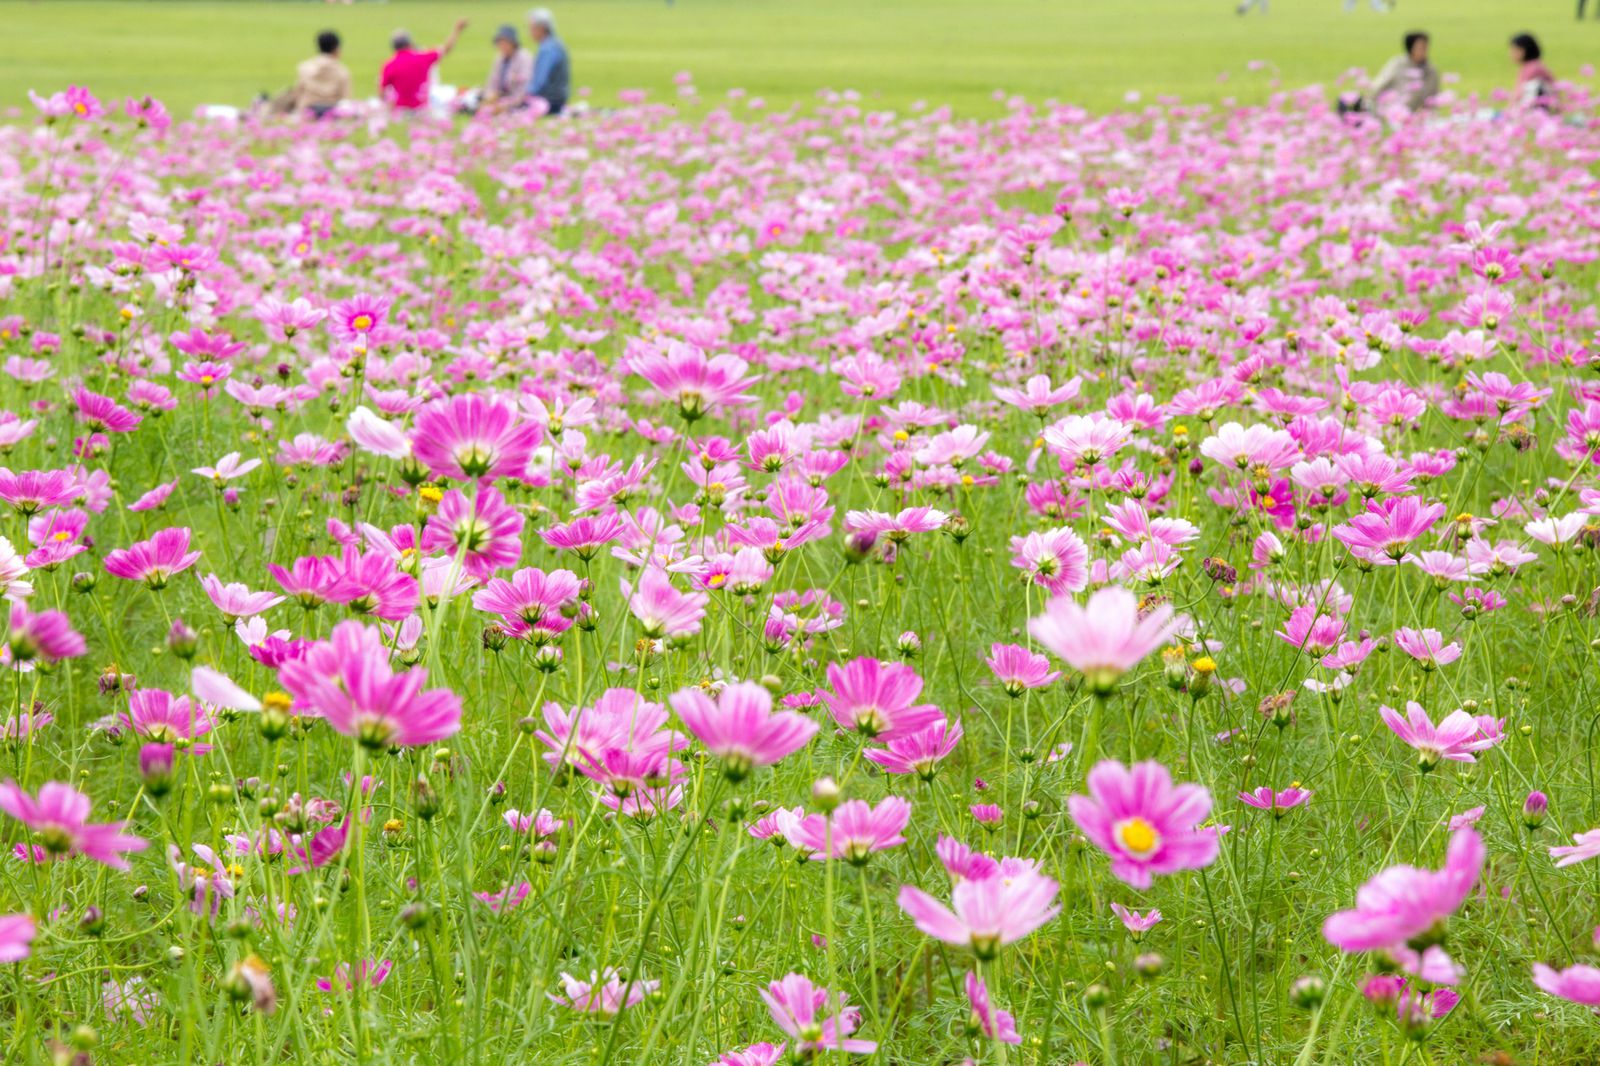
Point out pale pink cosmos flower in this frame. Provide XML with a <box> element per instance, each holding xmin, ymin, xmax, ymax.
<box><xmin>199</xmin><ymin>574</ymin><xmax>285</xmax><ymax>623</ymax></box>
<box><xmin>843</xmin><ymin>506</ymin><xmax>948</xmax><ymax>542</ymax></box>
<box><xmin>1392</xmin><ymin>627</ymin><xmax>1462</xmax><ymax>670</ymax></box>
<box><xmin>1238</xmin><ymin>787</ymin><xmax>1312</xmax><ymax>817</ymax></box>
<box><xmin>782</xmin><ymin>797</ymin><xmax>911</xmax><ymax>864</ymax></box>
<box><xmin>897</xmin><ymin>866</ymin><xmax>1060</xmax><ymax>958</ymax></box>
<box><xmin>862</xmin><ymin>717</ymin><xmax>963</xmax><ymax>780</ymax></box>
<box><xmin>549</xmin><ymin>969</ymin><xmax>657</xmax><ymax>1015</ymax></box>
<box><xmin>1549</xmin><ymin>828</ymin><xmax>1600</xmax><ymax>868</ymax></box>
<box><xmin>1027</xmin><ymin>586</ymin><xmax>1186</xmax><ymax>694</ymax></box>
<box><xmin>1068</xmin><ymin>759</ymin><xmax>1219</xmax><ymax>889</ymax></box>
<box><xmin>1008</xmin><ymin>526</ymin><xmax>1089</xmax><ymax>595</ymax></box>
<box><xmin>192</xmin><ymin>452</ymin><xmax>262</xmax><ymax>482</ymax></box>
<box><xmin>622</xmin><ymin>567</ymin><xmax>708</xmax><ymax>639</ymax></box>
<box><xmin>984</xmin><ymin>643</ymin><xmax>1061</xmax><ymax>696</ymax></box>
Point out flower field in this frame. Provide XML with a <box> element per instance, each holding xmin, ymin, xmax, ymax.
<box><xmin>3</xmin><ymin>84</ymin><xmax>1600</xmax><ymax>1065</ymax></box>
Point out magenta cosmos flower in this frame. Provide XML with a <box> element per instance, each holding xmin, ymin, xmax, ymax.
<box><xmin>0</xmin><ymin>780</ymin><xmax>148</xmax><ymax>869</ymax></box>
<box><xmin>897</xmin><ymin>866</ymin><xmax>1060</xmax><ymax>959</ymax></box>
<box><xmin>0</xmin><ymin>913</ymin><xmax>34</xmax><ymax>962</ymax></box>
<box><xmin>278</xmin><ymin>620</ymin><xmax>461</xmax><ymax>748</ymax></box>
<box><xmin>1238</xmin><ymin>786</ymin><xmax>1312</xmax><ymax>817</ymax></box>
<box><xmin>965</xmin><ymin>971</ymin><xmax>1021</xmax><ymax>1045</ymax></box>
<box><xmin>669</xmin><ymin>681</ymin><xmax>819</xmax><ymax>780</ymax></box>
<box><xmin>621</xmin><ymin>566</ymin><xmax>708</xmax><ymax>639</ymax></box>
<box><xmin>103</xmin><ymin>527</ymin><xmax>202</xmax><ymax>589</ymax></box>
<box><xmin>410</xmin><ymin>393</ymin><xmax>541</xmax><ymax>483</ymax></box>
<box><xmin>421</xmin><ymin>486</ymin><xmax>526</xmax><ymax>580</ymax></box>
<box><xmin>1067</xmin><ymin>759</ymin><xmax>1219</xmax><ymax>889</ymax></box>
<box><xmin>984</xmin><ymin>642</ymin><xmax>1061</xmax><ymax>696</ymax></box>
<box><xmin>7</xmin><ymin>604</ymin><xmax>86</xmax><ymax>666</ymax></box>
<box><xmin>862</xmin><ymin>717</ymin><xmax>963</xmax><ymax>780</ymax></box>
<box><xmin>1028</xmin><ymin>586</ymin><xmax>1185</xmax><ymax>694</ymax></box>
<box><xmin>1323</xmin><ymin>827</ymin><xmax>1484</xmax><ymax>980</ymax></box>
<box><xmin>760</xmin><ymin>973</ymin><xmax>875</xmax><ymax>1056</ymax></box>
<box><xmin>820</xmin><ymin>657</ymin><xmax>943</xmax><ymax>740</ymax></box>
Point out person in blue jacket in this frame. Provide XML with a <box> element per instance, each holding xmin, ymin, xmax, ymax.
<box><xmin>527</xmin><ymin>8</ymin><xmax>571</xmax><ymax>115</ymax></box>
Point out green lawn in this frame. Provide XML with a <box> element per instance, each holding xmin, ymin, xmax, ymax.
<box><xmin>1</xmin><ymin>0</ymin><xmax>1583</xmax><ymax>116</ymax></box>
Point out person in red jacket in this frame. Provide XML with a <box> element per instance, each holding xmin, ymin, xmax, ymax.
<box><xmin>380</xmin><ymin>18</ymin><xmax>468</xmax><ymax>112</ymax></box>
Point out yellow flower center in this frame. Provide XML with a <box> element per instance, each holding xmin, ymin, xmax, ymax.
<box><xmin>352</xmin><ymin>314</ymin><xmax>373</xmax><ymax>332</ymax></box>
<box><xmin>1115</xmin><ymin>816</ymin><xmax>1161</xmax><ymax>858</ymax></box>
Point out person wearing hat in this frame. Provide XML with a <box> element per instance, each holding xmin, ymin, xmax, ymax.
<box><xmin>380</xmin><ymin>17</ymin><xmax>468</xmax><ymax>112</ymax></box>
<box><xmin>483</xmin><ymin>25</ymin><xmax>535</xmax><ymax>112</ymax></box>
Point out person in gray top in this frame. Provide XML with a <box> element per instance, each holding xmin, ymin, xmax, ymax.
<box><xmin>1369</xmin><ymin>32</ymin><xmax>1441</xmax><ymax>112</ymax></box>
<box><xmin>484</xmin><ymin>25</ymin><xmax>535</xmax><ymax>111</ymax></box>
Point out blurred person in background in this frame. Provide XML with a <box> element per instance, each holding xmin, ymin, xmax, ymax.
<box><xmin>1369</xmin><ymin>31</ymin><xmax>1440</xmax><ymax>112</ymax></box>
<box><xmin>527</xmin><ymin>8</ymin><xmax>571</xmax><ymax>115</ymax></box>
<box><xmin>1510</xmin><ymin>34</ymin><xmax>1557</xmax><ymax>111</ymax></box>
<box><xmin>381</xmin><ymin>19</ymin><xmax>469</xmax><ymax>112</ymax></box>
<box><xmin>273</xmin><ymin>29</ymin><xmax>350</xmax><ymax>118</ymax></box>
<box><xmin>483</xmin><ymin>25</ymin><xmax>535</xmax><ymax>112</ymax></box>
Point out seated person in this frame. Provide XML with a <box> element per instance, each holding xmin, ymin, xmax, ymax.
<box><xmin>527</xmin><ymin>8</ymin><xmax>570</xmax><ymax>116</ymax></box>
<box><xmin>273</xmin><ymin>30</ymin><xmax>351</xmax><ymax>118</ymax></box>
<box><xmin>1510</xmin><ymin>34</ymin><xmax>1557</xmax><ymax>111</ymax></box>
<box><xmin>381</xmin><ymin>19</ymin><xmax>468</xmax><ymax>112</ymax></box>
<box><xmin>1369</xmin><ymin>32</ymin><xmax>1440</xmax><ymax>112</ymax></box>
<box><xmin>484</xmin><ymin>26</ymin><xmax>535</xmax><ymax>112</ymax></box>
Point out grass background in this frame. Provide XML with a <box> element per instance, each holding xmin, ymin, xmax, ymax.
<box><xmin>0</xmin><ymin>0</ymin><xmax>1585</xmax><ymax>117</ymax></box>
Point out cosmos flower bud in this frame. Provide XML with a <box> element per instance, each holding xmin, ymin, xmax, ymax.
<box><xmin>1289</xmin><ymin>974</ymin><xmax>1326</xmax><ymax>1010</ymax></box>
<box><xmin>165</xmin><ymin>618</ymin><xmax>198</xmax><ymax>660</ymax></box>
<box><xmin>810</xmin><ymin>777</ymin><xmax>841</xmax><ymax>813</ymax></box>
<box><xmin>1523</xmin><ymin>790</ymin><xmax>1549</xmax><ymax>830</ymax></box>
<box><xmin>138</xmin><ymin>743</ymin><xmax>176</xmax><ymax>797</ymax></box>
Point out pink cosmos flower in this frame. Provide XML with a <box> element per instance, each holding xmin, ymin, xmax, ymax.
<box><xmin>1009</xmin><ymin>527</ymin><xmax>1089</xmax><ymax>595</ymax></box>
<box><xmin>199</xmin><ymin>574</ymin><xmax>285</xmax><ymax>623</ymax></box>
<box><xmin>1392</xmin><ymin>627</ymin><xmax>1462</xmax><ymax>670</ymax></box>
<box><xmin>7</xmin><ymin>604</ymin><xmax>86</xmax><ymax>666</ymax></box>
<box><xmin>1332</xmin><ymin>496</ymin><xmax>1446</xmax><ymax>564</ymax></box>
<box><xmin>984</xmin><ymin>642</ymin><xmax>1061</xmax><ymax>696</ymax></box>
<box><xmin>760</xmin><ymin>973</ymin><xmax>875</xmax><ymax>1055</ymax></box>
<box><xmin>1323</xmin><ymin>827</ymin><xmax>1484</xmax><ymax>984</ymax></box>
<box><xmin>630</xmin><ymin>340</ymin><xmax>760</xmax><ymax>420</ymax></box>
<box><xmin>328</xmin><ymin>294</ymin><xmax>391</xmax><ymax>343</ymax></box>
<box><xmin>550</xmin><ymin>968</ymin><xmax>657</xmax><ymax>1015</ymax></box>
<box><xmin>843</xmin><ymin>506</ymin><xmax>948</xmax><ymax>542</ymax></box>
<box><xmin>965</xmin><ymin>971</ymin><xmax>1021</xmax><ymax>1045</ymax></box>
<box><xmin>316</xmin><ymin>959</ymin><xmax>393</xmax><ymax>994</ymax></box>
<box><xmin>1549</xmin><ymin>828</ymin><xmax>1600</xmax><ymax>868</ymax></box>
<box><xmin>0</xmin><ymin>913</ymin><xmax>34</xmax><ymax>962</ymax></box>
<box><xmin>896</xmin><ymin>866</ymin><xmax>1060</xmax><ymax>958</ymax></box>
<box><xmin>621</xmin><ymin>566</ymin><xmax>708</xmax><ymax>638</ymax></box>
<box><xmin>0</xmin><ymin>780</ymin><xmax>148</xmax><ymax>869</ymax></box>
<box><xmin>1110</xmin><ymin>902</ymin><xmax>1162</xmax><ymax>938</ymax></box>
<box><xmin>669</xmin><ymin>681</ymin><xmax>819</xmax><ymax>780</ymax></box>
<box><xmin>278</xmin><ymin>620</ymin><xmax>461</xmax><ymax>748</ymax></box>
<box><xmin>1533</xmin><ymin>963</ymin><xmax>1600</xmax><ymax>1007</ymax></box>
<box><xmin>782</xmin><ymin>797</ymin><xmax>911</xmax><ymax>864</ymax></box>
<box><xmin>1027</xmin><ymin>586</ymin><xmax>1185</xmax><ymax>694</ymax></box>
<box><xmin>1379</xmin><ymin>701</ymin><xmax>1505</xmax><ymax>769</ymax></box>
<box><xmin>119</xmin><ymin>688</ymin><xmax>215</xmax><ymax>750</ymax></box>
<box><xmin>1238</xmin><ymin>787</ymin><xmax>1312</xmax><ymax>817</ymax></box>
<box><xmin>422</xmin><ymin>486</ymin><xmax>526</xmax><ymax>580</ymax></box>
<box><xmin>711</xmin><ymin>1044</ymin><xmax>785</xmax><ymax>1066</ymax></box>
<box><xmin>1067</xmin><ymin>759</ymin><xmax>1219</xmax><ymax>889</ymax></box>
<box><xmin>820</xmin><ymin>657</ymin><xmax>944</xmax><ymax>740</ymax></box>
<box><xmin>72</xmin><ymin>387</ymin><xmax>142</xmax><ymax>434</ymax></box>
<box><xmin>0</xmin><ymin>469</ymin><xmax>77</xmax><ymax>516</ymax></box>
<box><xmin>862</xmin><ymin>717</ymin><xmax>963</xmax><ymax>780</ymax></box>
<box><xmin>411</xmin><ymin>394</ymin><xmax>541</xmax><ymax>483</ymax></box>
<box><xmin>103</xmin><ymin>527</ymin><xmax>202</xmax><ymax>589</ymax></box>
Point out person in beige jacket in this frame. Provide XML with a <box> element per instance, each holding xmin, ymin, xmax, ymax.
<box><xmin>281</xmin><ymin>31</ymin><xmax>353</xmax><ymax>118</ymax></box>
<box><xmin>1368</xmin><ymin>32</ymin><xmax>1441</xmax><ymax>112</ymax></box>
<box><xmin>483</xmin><ymin>25</ymin><xmax>536</xmax><ymax>112</ymax></box>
